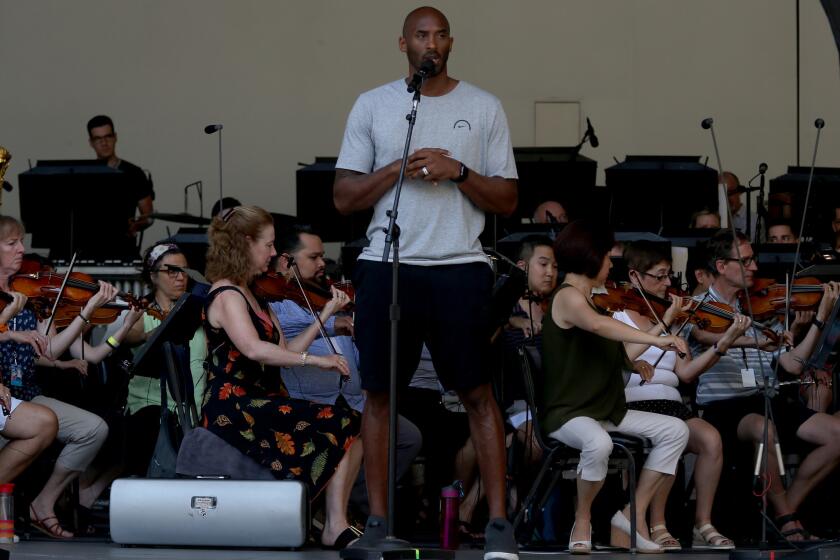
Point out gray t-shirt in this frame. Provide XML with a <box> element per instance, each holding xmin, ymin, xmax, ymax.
<box><xmin>336</xmin><ymin>79</ymin><xmax>518</xmax><ymax>265</ymax></box>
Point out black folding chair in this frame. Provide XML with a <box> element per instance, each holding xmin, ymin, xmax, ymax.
<box><xmin>511</xmin><ymin>343</ymin><xmax>648</xmax><ymax>552</ymax></box>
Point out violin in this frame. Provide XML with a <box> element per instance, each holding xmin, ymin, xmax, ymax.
<box><xmin>51</xmin><ymin>301</ymin><xmax>164</xmax><ymax>329</ymax></box>
<box><xmin>593</xmin><ymin>281</ymin><xmax>779</xmax><ymax>341</ymax></box>
<box><xmin>9</xmin><ymin>271</ymin><xmax>150</xmax><ymax>322</ymax></box>
<box><xmin>252</xmin><ymin>272</ymin><xmax>354</xmax><ymax>312</ymax></box>
<box><xmin>741</xmin><ymin>277</ymin><xmax>824</xmax><ymax>321</ymax></box>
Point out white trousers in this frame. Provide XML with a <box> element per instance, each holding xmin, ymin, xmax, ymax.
<box><xmin>548</xmin><ymin>410</ymin><xmax>689</xmax><ymax>482</ymax></box>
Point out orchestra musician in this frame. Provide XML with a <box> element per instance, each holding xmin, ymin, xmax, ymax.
<box><xmin>86</xmin><ymin>115</ymin><xmax>154</xmax><ymax>254</ymax></box>
<box><xmin>690</xmin><ymin>229</ymin><xmax>840</xmax><ymax>542</ymax></box>
<box><xmin>541</xmin><ymin>220</ymin><xmax>689</xmax><ymax>554</ymax></box>
<box><xmin>616</xmin><ymin>241</ymin><xmax>749</xmax><ymax>550</ymax></box>
<box><xmin>0</xmin><ymin>216</ymin><xmax>136</xmax><ymax>538</ymax></box>
<box><xmin>722</xmin><ymin>172</ymin><xmax>754</xmax><ymax>236</ymax></box>
<box><xmin>120</xmin><ymin>243</ymin><xmax>208</xmax><ymax>473</ymax></box>
<box><xmin>533</xmin><ymin>200</ymin><xmax>569</xmax><ymax>225</ymax></box>
<box><xmin>200</xmin><ymin>206</ymin><xmax>362</xmax><ymax>549</ymax></box>
<box><xmin>0</xmin><ymin>295</ymin><xmax>59</xmax><ymax>494</ymax></box>
<box><xmin>270</xmin><ymin>225</ymin><xmax>422</xmax><ymax>528</ymax></box>
<box><xmin>333</xmin><ymin>7</ymin><xmax>519</xmax><ymax>557</ymax></box>
<box><xmin>690</xmin><ymin>209</ymin><xmax>721</xmax><ymax>229</ymax></box>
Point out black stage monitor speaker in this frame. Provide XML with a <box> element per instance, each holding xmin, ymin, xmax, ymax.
<box><xmin>605</xmin><ymin>156</ymin><xmax>717</xmax><ymax>233</ymax></box>
<box><xmin>296</xmin><ymin>158</ymin><xmax>373</xmax><ymax>243</ymax></box>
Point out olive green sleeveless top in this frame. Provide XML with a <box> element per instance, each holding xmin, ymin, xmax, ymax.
<box><xmin>539</xmin><ymin>283</ymin><xmax>629</xmax><ymax>436</ymax></box>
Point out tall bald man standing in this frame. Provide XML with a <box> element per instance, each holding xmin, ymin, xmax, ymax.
<box><xmin>334</xmin><ymin>7</ymin><xmax>519</xmax><ymax>559</ymax></box>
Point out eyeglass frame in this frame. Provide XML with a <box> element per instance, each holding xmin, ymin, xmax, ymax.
<box><xmin>721</xmin><ymin>255</ymin><xmax>756</xmax><ymax>267</ymax></box>
<box><xmin>639</xmin><ymin>270</ymin><xmax>673</xmax><ymax>282</ymax></box>
<box><xmin>153</xmin><ymin>265</ymin><xmax>187</xmax><ymax>278</ymax></box>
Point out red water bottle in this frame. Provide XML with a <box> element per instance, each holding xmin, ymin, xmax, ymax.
<box><xmin>439</xmin><ymin>481</ymin><xmax>462</xmax><ymax>550</ymax></box>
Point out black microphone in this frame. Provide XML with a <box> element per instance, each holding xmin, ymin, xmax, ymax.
<box><xmin>586</xmin><ymin>117</ymin><xmax>599</xmax><ymax>148</ymax></box>
<box><xmin>1</xmin><ymin>181</ymin><xmax>12</xmax><ymax>193</ymax></box>
<box><xmin>815</xmin><ymin>118</ymin><xmax>825</xmax><ymax>129</ymax></box>
<box><xmin>407</xmin><ymin>59</ymin><xmax>436</xmax><ymax>93</ymax></box>
<box><xmin>204</xmin><ymin>124</ymin><xmax>223</xmax><ymax>134</ymax></box>
<box><xmin>701</xmin><ymin>118</ymin><xmax>714</xmax><ymax>129</ymax></box>
<box><xmin>758</xmin><ymin>162</ymin><xmax>767</xmax><ymax>193</ymax></box>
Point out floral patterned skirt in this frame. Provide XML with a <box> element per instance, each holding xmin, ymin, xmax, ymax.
<box><xmin>201</xmin><ymin>380</ymin><xmax>361</xmax><ymax>497</ymax></box>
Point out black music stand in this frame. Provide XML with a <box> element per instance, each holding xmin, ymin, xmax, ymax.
<box><xmin>19</xmin><ymin>162</ymin><xmax>138</xmax><ymax>261</ymax></box>
<box><xmin>130</xmin><ymin>292</ymin><xmax>206</xmax><ymax>430</ymax></box>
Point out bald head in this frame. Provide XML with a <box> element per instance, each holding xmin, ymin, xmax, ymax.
<box><xmin>720</xmin><ymin>171</ymin><xmax>740</xmax><ymax>191</ymax></box>
<box><xmin>534</xmin><ymin>200</ymin><xmax>568</xmax><ymax>224</ymax></box>
<box><xmin>402</xmin><ymin>6</ymin><xmax>450</xmax><ymax>38</ymax></box>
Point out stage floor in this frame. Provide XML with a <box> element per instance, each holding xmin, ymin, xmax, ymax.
<box><xmin>0</xmin><ymin>542</ymin><xmax>741</xmax><ymax>560</ymax></box>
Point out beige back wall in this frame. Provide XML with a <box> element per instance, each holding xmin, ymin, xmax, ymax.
<box><xmin>2</xmin><ymin>0</ymin><xmax>838</xmax><ymax>250</ymax></box>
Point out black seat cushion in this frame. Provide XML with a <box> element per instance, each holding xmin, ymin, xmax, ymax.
<box><xmin>175</xmin><ymin>427</ymin><xmax>274</xmax><ymax>480</ymax></box>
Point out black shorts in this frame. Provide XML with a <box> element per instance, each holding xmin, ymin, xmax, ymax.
<box><xmin>353</xmin><ymin>259</ymin><xmax>493</xmax><ymax>393</ymax></box>
<box><xmin>700</xmin><ymin>393</ymin><xmax>817</xmax><ymax>453</ymax></box>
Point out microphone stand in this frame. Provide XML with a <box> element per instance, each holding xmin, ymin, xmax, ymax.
<box><xmin>216</xmin><ymin>129</ymin><xmax>224</xmax><ymax>213</ymax></box>
<box><xmin>344</xmin><ymin>70</ymin><xmax>447</xmax><ymax>560</ymax></box>
<box><xmin>702</xmin><ymin>118</ymin><xmax>779</xmax><ymax>556</ymax></box>
<box><xmin>756</xmin><ymin>170</ymin><xmax>767</xmax><ymax>245</ymax></box>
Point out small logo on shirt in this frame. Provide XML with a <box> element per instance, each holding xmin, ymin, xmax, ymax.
<box><xmin>453</xmin><ymin>119</ymin><xmax>471</xmax><ymax>131</ymax></box>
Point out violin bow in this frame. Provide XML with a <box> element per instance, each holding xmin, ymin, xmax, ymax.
<box><xmin>285</xmin><ymin>258</ymin><xmax>338</xmax><ymax>355</ymax></box>
<box><xmin>283</xmin><ymin>254</ymin><xmax>346</xmax><ymax>389</ymax></box>
<box><xmin>650</xmin><ymin>291</ymin><xmax>712</xmax><ymax>369</ymax></box>
<box><xmin>41</xmin><ymin>252</ymin><xmax>85</xmax><ymax>360</ymax></box>
<box><xmin>627</xmin><ymin>275</ymin><xmax>685</xmax><ymax>386</ymax></box>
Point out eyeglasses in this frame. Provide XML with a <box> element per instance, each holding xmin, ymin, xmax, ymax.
<box><xmin>154</xmin><ymin>266</ymin><xmax>186</xmax><ymax>278</ymax></box>
<box><xmin>641</xmin><ymin>270</ymin><xmax>672</xmax><ymax>282</ymax></box>
<box><xmin>723</xmin><ymin>255</ymin><xmax>756</xmax><ymax>267</ymax></box>
<box><xmin>90</xmin><ymin>133</ymin><xmax>115</xmax><ymax>144</ymax></box>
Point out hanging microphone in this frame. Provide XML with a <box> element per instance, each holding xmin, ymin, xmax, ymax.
<box><xmin>1</xmin><ymin>182</ymin><xmax>12</xmax><ymax>193</ymax></box>
<box><xmin>204</xmin><ymin>124</ymin><xmax>223</xmax><ymax>134</ymax></box>
<box><xmin>407</xmin><ymin>59</ymin><xmax>436</xmax><ymax>93</ymax></box>
<box><xmin>815</xmin><ymin>118</ymin><xmax>825</xmax><ymax>129</ymax></box>
<box><xmin>586</xmin><ymin>118</ymin><xmax>599</xmax><ymax>148</ymax></box>
<box><xmin>701</xmin><ymin>118</ymin><xmax>714</xmax><ymax>129</ymax></box>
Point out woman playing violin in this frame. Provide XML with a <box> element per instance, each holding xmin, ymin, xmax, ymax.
<box><xmin>202</xmin><ymin>206</ymin><xmax>362</xmax><ymax>548</ymax></box>
<box><xmin>615</xmin><ymin>241</ymin><xmax>750</xmax><ymax>550</ymax></box>
<box><xmin>110</xmin><ymin>243</ymin><xmax>207</xmax><ymax>474</ymax></box>
<box><xmin>541</xmin><ymin>220</ymin><xmax>689</xmax><ymax>554</ymax></box>
<box><xmin>0</xmin><ymin>216</ymin><xmax>135</xmax><ymax>538</ymax></box>
<box><xmin>123</xmin><ymin>243</ymin><xmax>207</xmax><ymax>411</ymax></box>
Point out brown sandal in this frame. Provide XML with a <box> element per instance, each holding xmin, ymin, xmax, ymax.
<box><xmin>29</xmin><ymin>505</ymin><xmax>73</xmax><ymax>539</ymax></box>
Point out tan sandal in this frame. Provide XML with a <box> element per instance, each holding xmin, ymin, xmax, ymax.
<box><xmin>29</xmin><ymin>505</ymin><xmax>73</xmax><ymax>539</ymax></box>
<box><xmin>650</xmin><ymin>524</ymin><xmax>682</xmax><ymax>551</ymax></box>
<box><xmin>692</xmin><ymin>523</ymin><xmax>735</xmax><ymax>550</ymax></box>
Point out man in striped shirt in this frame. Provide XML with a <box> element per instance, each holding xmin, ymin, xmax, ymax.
<box><xmin>689</xmin><ymin>229</ymin><xmax>840</xmax><ymax>542</ymax></box>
